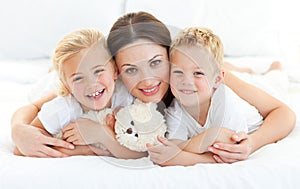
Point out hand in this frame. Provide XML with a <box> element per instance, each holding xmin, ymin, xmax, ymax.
<box><xmin>105</xmin><ymin>113</ymin><xmax>116</xmax><ymax>131</ymax></box>
<box><xmin>12</xmin><ymin>123</ymin><xmax>74</xmax><ymax>158</ymax></box>
<box><xmin>62</xmin><ymin>118</ymin><xmax>116</xmax><ymax>145</ymax></box>
<box><xmin>62</xmin><ymin>118</ymin><xmax>104</xmax><ymax>145</ymax></box>
<box><xmin>208</xmin><ymin>132</ymin><xmax>253</xmax><ymax>163</ymax></box>
<box><xmin>147</xmin><ymin>136</ymin><xmax>181</xmax><ymax>165</ymax></box>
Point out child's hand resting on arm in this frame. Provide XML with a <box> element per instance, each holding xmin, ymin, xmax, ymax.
<box><xmin>209</xmin><ymin>131</ymin><xmax>252</xmax><ymax>163</ymax></box>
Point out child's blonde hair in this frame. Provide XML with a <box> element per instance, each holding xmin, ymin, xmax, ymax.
<box><xmin>52</xmin><ymin>28</ymin><xmax>105</xmax><ymax>96</ymax></box>
<box><xmin>170</xmin><ymin>27</ymin><xmax>224</xmax><ymax>72</ymax></box>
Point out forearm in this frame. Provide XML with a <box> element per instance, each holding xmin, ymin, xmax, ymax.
<box><xmin>161</xmin><ymin>151</ymin><xmax>216</xmax><ymax>166</ymax></box>
<box><xmin>178</xmin><ymin>127</ymin><xmax>235</xmax><ymax>154</ymax></box>
<box><xmin>250</xmin><ymin>105</ymin><xmax>296</xmax><ymax>153</ymax></box>
<box><xmin>53</xmin><ymin>145</ymin><xmax>96</xmax><ymax>156</ymax></box>
<box><xmin>224</xmin><ymin>71</ymin><xmax>296</xmax><ymax>153</ymax></box>
<box><xmin>11</xmin><ymin>104</ymin><xmax>38</xmax><ymax>126</ymax></box>
<box><xmin>11</xmin><ymin>104</ymin><xmax>39</xmax><ymax>145</ymax></box>
<box><xmin>11</xmin><ymin>93</ymin><xmax>56</xmax><ymax>136</ymax></box>
<box><xmin>102</xmin><ymin>137</ymin><xmax>147</xmax><ymax>159</ymax></box>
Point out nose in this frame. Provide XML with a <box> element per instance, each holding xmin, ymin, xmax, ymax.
<box><xmin>181</xmin><ymin>74</ymin><xmax>193</xmax><ymax>85</ymax></box>
<box><xmin>86</xmin><ymin>74</ymin><xmax>99</xmax><ymax>87</ymax></box>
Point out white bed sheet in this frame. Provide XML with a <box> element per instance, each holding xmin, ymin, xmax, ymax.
<box><xmin>0</xmin><ymin>58</ymin><xmax>300</xmax><ymax>189</ymax></box>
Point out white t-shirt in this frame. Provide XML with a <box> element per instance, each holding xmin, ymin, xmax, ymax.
<box><xmin>38</xmin><ymin>79</ymin><xmax>134</xmax><ymax>135</ymax></box>
<box><xmin>166</xmin><ymin>84</ymin><xmax>263</xmax><ymax>141</ymax></box>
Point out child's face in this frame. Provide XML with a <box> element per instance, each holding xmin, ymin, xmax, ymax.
<box><xmin>63</xmin><ymin>43</ymin><xmax>117</xmax><ymax>112</ymax></box>
<box><xmin>170</xmin><ymin>45</ymin><xmax>221</xmax><ymax>108</ymax></box>
<box><xmin>115</xmin><ymin>40</ymin><xmax>169</xmax><ymax>103</ymax></box>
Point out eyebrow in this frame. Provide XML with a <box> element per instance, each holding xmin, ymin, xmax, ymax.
<box><xmin>148</xmin><ymin>54</ymin><xmax>163</xmax><ymax>63</ymax></box>
<box><xmin>70</xmin><ymin>72</ymin><xmax>81</xmax><ymax>78</ymax></box>
<box><xmin>91</xmin><ymin>64</ymin><xmax>105</xmax><ymax>70</ymax></box>
<box><xmin>121</xmin><ymin>63</ymin><xmax>137</xmax><ymax>68</ymax></box>
<box><xmin>121</xmin><ymin>54</ymin><xmax>163</xmax><ymax>68</ymax></box>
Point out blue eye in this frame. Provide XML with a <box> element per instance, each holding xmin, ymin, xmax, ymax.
<box><xmin>150</xmin><ymin>60</ymin><xmax>161</xmax><ymax>67</ymax></box>
<box><xmin>125</xmin><ymin>67</ymin><xmax>137</xmax><ymax>74</ymax></box>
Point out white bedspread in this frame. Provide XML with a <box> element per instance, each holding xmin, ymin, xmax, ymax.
<box><xmin>0</xmin><ymin>58</ymin><xmax>300</xmax><ymax>189</ymax></box>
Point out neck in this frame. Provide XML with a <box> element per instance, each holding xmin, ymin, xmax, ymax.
<box><xmin>184</xmin><ymin>99</ymin><xmax>211</xmax><ymax>126</ymax></box>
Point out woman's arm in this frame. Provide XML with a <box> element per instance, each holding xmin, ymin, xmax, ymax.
<box><xmin>210</xmin><ymin>71</ymin><xmax>296</xmax><ymax>162</ymax></box>
<box><xmin>11</xmin><ymin>93</ymin><xmax>75</xmax><ymax>157</ymax></box>
<box><xmin>178</xmin><ymin>127</ymin><xmax>236</xmax><ymax>154</ymax></box>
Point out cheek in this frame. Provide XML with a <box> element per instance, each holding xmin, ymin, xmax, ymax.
<box><xmin>69</xmin><ymin>83</ymin><xmax>84</xmax><ymax>98</ymax></box>
<box><xmin>196</xmin><ymin>79</ymin><xmax>212</xmax><ymax>92</ymax></box>
<box><xmin>99</xmin><ymin>74</ymin><xmax>116</xmax><ymax>89</ymax></box>
<box><xmin>170</xmin><ymin>74</ymin><xmax>180</xmax><ymax>88</ymax></box>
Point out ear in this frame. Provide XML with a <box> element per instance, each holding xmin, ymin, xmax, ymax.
<box><xmin>112</xmin><ymin>60</ymin><xmax>118</xmax><ymax>80</ymax></box>
<box><xmin>213</xmin><ymin>71</ymin><xmax>224</xmax><ymax>89</ymax></box>
<box><xmin>113</xmin><ymin>70</ymin><xmax>118</xmax><ymax>80</ymax></box>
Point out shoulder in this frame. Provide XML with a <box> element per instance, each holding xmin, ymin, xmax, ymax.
<box><xmin>41</xmin><ymin>94</ymin><xmax>82</xmax><ymax>114</ymax></box>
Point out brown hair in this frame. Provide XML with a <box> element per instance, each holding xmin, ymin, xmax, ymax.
<box><xmin>107</xmin><ymin>11</ymin><xmax>171</xmax><ymax>59</ymax></box>
<box><xmin>107</xmin><ymin>11</ymin><xmax>173</xmax><ymax>107</ymax></box>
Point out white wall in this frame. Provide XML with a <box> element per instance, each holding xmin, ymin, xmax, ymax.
<box><xmin>0</xmin><ymin>0</ymin><xmax>299</xmax><ymax>62</ymax></box>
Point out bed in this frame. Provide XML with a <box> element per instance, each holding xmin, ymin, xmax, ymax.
<box><xmin>1</xmin><ymin>0</ymin><xmax>300</xmax><ymax>188</ymax></box>
<box><xmin>0</xmin><ymin>56</ymin><xmax>300</xmax><ymax>189</ymax></box>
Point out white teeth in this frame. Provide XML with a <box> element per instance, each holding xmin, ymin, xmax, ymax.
<box><xmin>181</xmin><ymin>90</ymin><xmax>195</xmax><ymax>94</ymax></box>
<box><xmin>87</xmin><ymin>89</ymin><xmax>104</xmax><ymax>97</ymax></box>
<box><xmin>143</xmin><ymin>87</ymin><xmax>156</xmax><ymax>93</ymax></box>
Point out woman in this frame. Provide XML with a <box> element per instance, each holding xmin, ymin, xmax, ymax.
<box><xmin>11</xmin><ymin>11</ymin><xmax>296</xmax><ymax>162</ymax></box>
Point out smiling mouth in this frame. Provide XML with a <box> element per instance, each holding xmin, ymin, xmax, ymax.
<box><xmin>179</xmin><ymin>89</ymin><xmax>196</xmax><ymax>94</ymax></box>
<box><xmin>140</xmin><ymin>83</ymin><xmax>160</xmax><ymax>96</ymax></box>
<box><xmin>86</xmin><ymin>89</ymin><xmax>105</xmax><ymax>98</ymax></box>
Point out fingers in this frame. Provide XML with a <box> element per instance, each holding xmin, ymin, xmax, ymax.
<box><xmin>231</xmin><ymin>132</ymin><xmax>248</xmax><ymax>143</ymax></box>
<box><xmin>213</xmin><ymin>155</ymin><xmax>238</xmax><ymax>163</ymax></box>
<box><xmin>157</xmin><ymin>136</ymin><xmax>169</xmax><ymax>145</ymax></box>
<box><xmin>208</xmin><ymin>143</ymin><xmax>247</xmax><ymax>162</ymax></box>
<box><xmin>62</xmin><ymin>129</ymin><xmax>75</xmax><ymax>141</ymax></box>
<box><xmin>62</xmin><ymin>122</ymin><xmax>74</xmax><ymax>133</ymax></box>
<box><xmin>213</xmin><ymin>155</ymin><xmax>225</xmax><ymax>163</ymax></box>
<box><xmin>105</xmin><ymin>114</ymin><xmax>115</xmax><ymax>130</ymax></box>
<box><xmin>45</xmin><ymin>135</ymin><xmax>74</xmax><ymax>150</ymax></box>
<box><xmin>39</xmin><ymin>146</ymin><xmax>69</xmax><ymax>158</ymax></box>
<box><xmin>147</xmin><ymin>141</ymin><xmax>164</xmax><ymax>152</ymax></box>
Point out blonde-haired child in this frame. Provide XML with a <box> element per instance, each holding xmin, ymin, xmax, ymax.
<box><xmin>14</xmin><ymin>28</ymin><xmax>136</xmax><ymax>156</ymax></box>
<box><xmin>148</xmin><ymin>27</ymin><xmax>264</xmax><ymax>166</ymax></box>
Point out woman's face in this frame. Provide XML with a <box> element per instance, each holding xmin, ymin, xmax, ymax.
<box><xmin>115</xmin><ymin>40</ymin><xmax>169</xmax><ymax>103</ymax></box>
